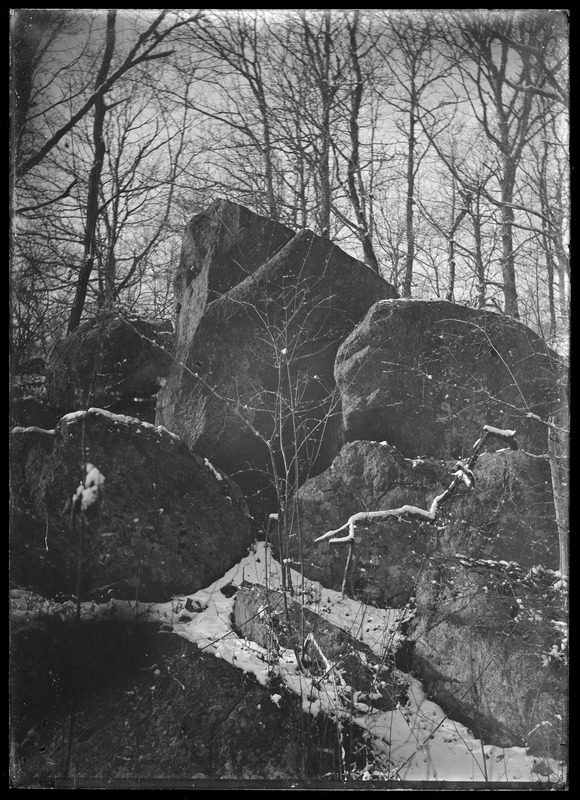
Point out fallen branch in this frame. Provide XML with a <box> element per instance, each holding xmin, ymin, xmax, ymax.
<box><xmin>315</xmin><ymin>425</ymin><xmax>518</xmax><ymax>545</ymax></box>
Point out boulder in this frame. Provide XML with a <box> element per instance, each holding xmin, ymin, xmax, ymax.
<box><xmin>335</xmin><ymin>299</ymin><xmax>562</xmax><ymax>459</ymax></box>
<box><xmin>11</xmin><ymin>618</ymin><xmax>344</xmax><ymax>784</ymax></box>
<box><xmin>174</xmin><ymin>199</ymin><xmax>296</xmax><ymax>359</ymax></box>
<box><xmin>46</xmin><ymin>313</ymin><xmax>174</xmax><ymax>423</ymax></box>
<box><xmin>10</xmin><ymin>396</ymin><xmax>58</xmax><ymax>431</ymax></box>
<box><xmin>157</xmin><ymin>222</ymin><xmax>397</xmax><ymax>516</ymax></box>
<box><xmin>10</xmin><ymin>408</ymin><xmax>254</xmax><ymax>602</ymax></box>
<box><xmin>290</xmin><ymin>440</ymin><xmax>558</xmax><ymax>607</ymax></box>
<box><xmin>409</xmin><ymin>556</ymin><xmax>567</xmax><ymax>760</ymax></box>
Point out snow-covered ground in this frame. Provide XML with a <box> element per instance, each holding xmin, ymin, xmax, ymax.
<box><xmin>10</xmin><ymin>541</ymin><xmax>566</xmax><ymax>784</ymax></box>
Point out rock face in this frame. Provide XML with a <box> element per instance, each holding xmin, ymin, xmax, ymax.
<box><xmin>157</xmin><ymin>212</ymin><xmax>397</xmax><ymax>515</ymax></box>
<box><xmin>46</xmin><ymin>314</ymin><xmax>174</xmax><ymax>423</ymax></box>
<box><xmin>10</xmin><ymin>408</ymin><xmax>254</xmax><ymax>602</ymax></box>
<box><xmin>173</xmin><ymin>198</ymin><xmax>296</xmax><ymax>360</ymax></box>
<box><xmin>11</xmin><ymin>618</ymin><xmax>343</xmax><ymax>783</ymax></box>
<box><xmin>291</xmin><ymin>440</ymin><xmax>559</xmax><ymax>607</ymax></box>
<box><xmin>335</xmin><ymin>299</ymin><xmax>561</xmax><ymax>459</ymax></box>
<box><xmin>289</xmin><ymin>437</ymin><xmax>564</xmax><ymax>759</ymax></box>
<box><xmin>410</xmin><ymin>558</ymin><xmax>567</xmax><ymax>760</ymax></box>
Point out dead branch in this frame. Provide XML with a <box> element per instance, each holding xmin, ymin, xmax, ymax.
<box><xmin>315</xmin><ymin>425</ymin><xmax>518</xmax><ymax>545</ymax></box>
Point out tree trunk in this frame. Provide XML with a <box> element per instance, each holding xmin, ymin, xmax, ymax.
<box><xmin>319</xmin><ymin>126</ymin><xmax>331</xmax><ymax>237</ymax></box>
<box><xmin>446</xmin><ymin>187</ymin><xmax>469</xmax><ymax>303</ymax></box>
<box><xmin>346</xmin><ymin>14</ymin><xmax>380</xmax><ymax>272</ymax></box>
<box><xmin>536</xmin><ymin>138</ymin><xmax>557</xmax><ymax>339</ymax></box>
<box><xmin>472</xmin><ymin>193</ymin><xmax>486</xmax><ymax>309</ymax></box>
<box><xmin>67</xmin><ymin>11</ymin><xmax>116</xmax><ymax>334</ymax></box>
<box><xmin>542</xmin><ymin>229</ymin><xmax>557</xmax><ymax>340</ymax></box>
<box><xmin>548</xmin><ymin>404</ymin><xmax>569</xmax><ymax>582</ymax></box>
<box><xmin>553</xmin><ymin>183</ymin><xmax>569</xmax><ymax>328</ymax></box>
<box><xmin>402</xmin><ymin>99</ymin><xmax>416</xmax><ymax>297</ymax></box>
<box><xmin>499</xmin><ymin>161</ymin><xmax>519</xmax><ymax>319</ymax></box>
<box><xmin>258</xmin><ymin>96</ymin><xmax>278</xmax><ymax>222</ymax></box>
<box><xmin>318</xmin><ymin>12</ymin><xmax>332</xmax><ymax>238</ymax></box>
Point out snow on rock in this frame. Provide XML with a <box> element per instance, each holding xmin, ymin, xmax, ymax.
<box><xmin>10</xmin><ymin>426</ymin><xmax>56</xmax><ymax>436</ymax></box>
<box><xmin>73</xmin><ymin>463</ymin><xmax>105</xmax><ymax>513</ymax></box>
<box><xmin>356</xmin><ymin>677</ymin><xmax>548</xmax><ymax>782</ymax></box>
<box><xmin>61</xmin><ymin>407</ymin><xmax>182</xmax><ymax>443</ymax></box>
<box><xmin>204</xmin><ymin>457</ymin><xmax>224</xmax><ymax>482</ymax></box>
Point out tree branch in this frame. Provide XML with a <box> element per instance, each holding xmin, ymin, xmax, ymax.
<box><xmin>15</xmin><ymin>179</ymin><xmax>77</xmax><ymax>214</ymax></box>
<box><xmin>15</xmin><ymin>10</ymin><xmax>201</xmax><ymax>179</ymax></box>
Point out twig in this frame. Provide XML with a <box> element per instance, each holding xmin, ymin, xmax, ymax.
<box><xmin>341</xmin><ymin>541</ymin><xmax>354</xmax><ymax>598</ymax></box>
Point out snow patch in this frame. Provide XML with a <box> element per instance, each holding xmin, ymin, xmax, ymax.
<box><xmin>60</xmin><ymin>408</ymin><xmax>181</xmax><ymax>442</ymax></box>
<box><xmin>204</xmin><ymin>458</ymin><xmax>223</xmax><ymax>482</ymax></box>
<box><xmin>73</xmin><ymin>463</ymin><xmax>105</xmax><ymax>512</ymax></box>
<box><xmin>11</xmin><ymin>426</ymin><xmax>55</xmax><ymax>435</ymax></box>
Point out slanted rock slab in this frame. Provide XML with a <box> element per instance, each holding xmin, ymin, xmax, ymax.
<box><xmin>173</xmin><ymin>198</ymin><xmax>296</xmax><ymax>359</ymax></box>
<box><xmin>234</xmin><ymin>584</ymin><xmax>408</xmax><ymax>712</ymax></box>
<box><xmin>157</xmin><ymin>215</ymin><xmax>397</xmax><ymax>516</ymax></box>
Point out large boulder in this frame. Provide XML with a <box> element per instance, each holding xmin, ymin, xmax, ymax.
<box><xmin>409</xmin><ymin>556</ymin><xmax>567</xmax><ymax>760</ymax></box>
<box><xmin>290</xmin><ymin>440</ymin><xmax>558</xmax><ymax>607</ymax></box>
<box><xmin>45</xmin><ymin>313</ymin><xmax>174</xmax><ymax>423</ymax></box>
<box><xmin>10</xmin><ymin>408</ymin><xmax>254</xmax><ymax>602</ymax></box>
<box><xmin>335</xmin><ymin>299</ymin><xmax>562</xmax><ymax>459</ymax></box>
<box><xmin>173</xmin><ymin>199</ymin><xmax>296</xmax><ymax>359</ymax></box>
<box><xmin>157</xmin><ymin>222</ymin><xmax>397</xmax><ymax>516</ymax></box>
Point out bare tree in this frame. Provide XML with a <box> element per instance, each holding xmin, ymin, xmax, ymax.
<box><xmin>444</xmin><ymin>10</ymin><xmax>564</xmax><ymax>319</ymax></box>
<box><xmin>522</xmin><ymin>105</ymin><xmax>569</xmax><ymax>345</ymax></box>
<box><xmin>340</xmin><ymin>11</ymin><xmax>381</xmax><ymax>271</ymax></box>
<box><xmin>67</xmin><ymin>10</ymin><xmax>117</xmax><ymax>334</ymax></box>
<box><xmin>376</xmin><ymin>13</ymin><xmax>452</xmax><ymax>297</ymax></box>
<box><xmin>13</xmin><ymin>10</ymin><xmax>197</xmax><ymax>181</ymax></box>
<box><xmin>11</xmin><ymin>10</ymin><xmax>76</xmax><ymax>173</ymax></box>
<box><xmin>12</xmin><ymin>10</ymin><xmax>206</xmax><ymax>344</ymax></box>
<box><xmin>296</xmin><ymin>10</ymin><xmax>347</xmax><ymax>237</ymax></box>
<box><xmin>179</xmin><ymin>10</ymin><xmax>281</xmax><ymax>220</ymax></box>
